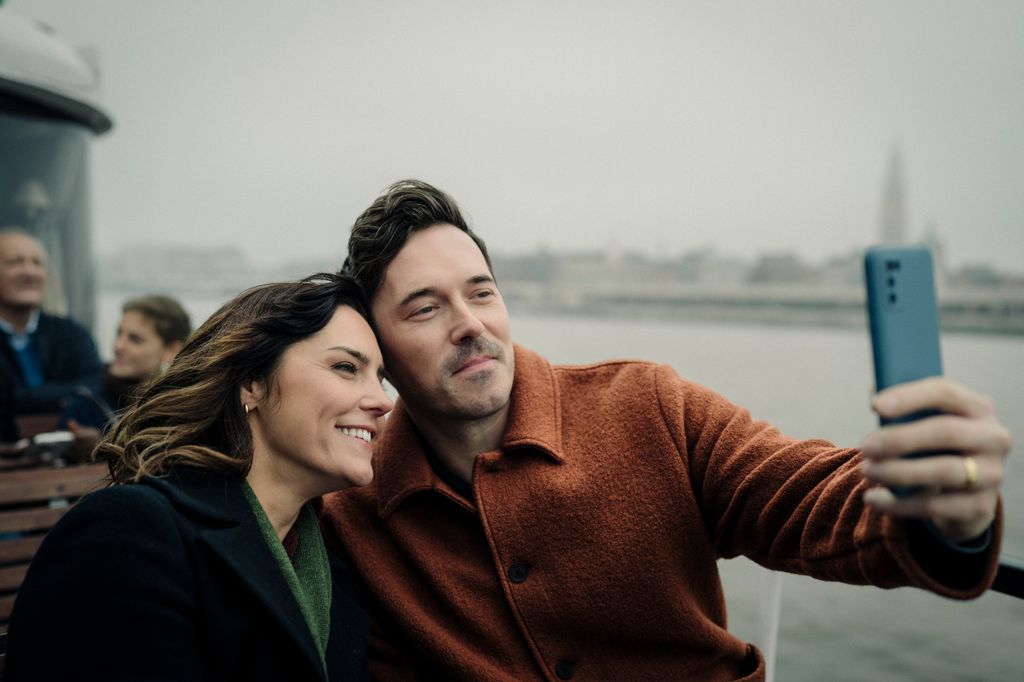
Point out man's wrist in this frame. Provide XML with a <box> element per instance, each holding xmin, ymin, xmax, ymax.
<box><xmin>906</xmin><ymin>519</ymin><xmax>993</xmax><ymax>590</ymax></box>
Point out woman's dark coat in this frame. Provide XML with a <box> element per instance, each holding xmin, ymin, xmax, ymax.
<box><xmin>6</xmin><ymin>467</ymin><xmax>368</xmax><ymax>681</ymax></box>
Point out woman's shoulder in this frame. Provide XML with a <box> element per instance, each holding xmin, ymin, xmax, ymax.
<box><xmin>73</xmin><ymin>467</ymin><xmax>244</xmax><ymax>521</ymax></box>
<box><xmin>56</xmin><ymin>479</ymin><xmax>180</xmax><ymax>535</ymax></box>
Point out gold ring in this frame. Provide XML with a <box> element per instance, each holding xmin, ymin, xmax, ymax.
<box><xmin>962</xmin><ymin>456</ymin><xmax>979</xmax><ymax>489</ymax></box>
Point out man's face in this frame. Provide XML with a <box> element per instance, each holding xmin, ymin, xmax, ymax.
<box><xmin>371</xmin><ymin>224</ymin><xmax>514</xmax><ymax>423</ymax></box>
<box><xmin>0</xmin><ymin>233</ymin><xmax>47</xmax><ymax>310</ymax></box>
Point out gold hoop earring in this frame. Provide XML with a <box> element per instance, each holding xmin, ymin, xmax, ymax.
<box><xmin>244</xmin><ymin>404</ymin><xmax>251</xmax><ymax>416</ymax></box>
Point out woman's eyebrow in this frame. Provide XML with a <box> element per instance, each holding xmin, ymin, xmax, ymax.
<box><xmin>327</xmin><ymin>346</ymin><xmax>369</xmax><ymax>366</ymax></box>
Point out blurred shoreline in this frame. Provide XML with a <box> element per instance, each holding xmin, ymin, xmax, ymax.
<box><xmin>98</xmin><ymin>244</ymin><xmax>1024</xmax><ymax>336</ymax></box>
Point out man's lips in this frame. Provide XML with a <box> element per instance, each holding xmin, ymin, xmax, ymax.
<box><xmin>453</xmin><ymin>355</ymin><xmax>496</xmax><ymax>375</ymax></box>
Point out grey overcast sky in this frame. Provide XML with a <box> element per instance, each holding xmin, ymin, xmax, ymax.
<box><xmin>9</xmin><ymin>0</ymin><xmax>1024</xmax><ymax>271</ymax></box>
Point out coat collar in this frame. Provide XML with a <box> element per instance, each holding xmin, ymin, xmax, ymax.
<box><xmin>144</xmin><ymin>468</ymin><xmax>328</xmax><ymax>681</ymax></box>
<box><xmin>375</xmin><ymin>344</ymin><xmax>564</xmax><ymax>518</ymax></box>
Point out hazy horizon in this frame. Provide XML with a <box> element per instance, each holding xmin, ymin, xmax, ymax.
<box><xmin>9</xmin><ymin>1</ymin><xmax>1024</xmax><ymax>272</ymax></box>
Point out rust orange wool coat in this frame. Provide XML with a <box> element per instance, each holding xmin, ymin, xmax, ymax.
<box><xmin>322</xmin><ymin>345</ymin><xmax>1000</xmax><ymax>681</ymax></box>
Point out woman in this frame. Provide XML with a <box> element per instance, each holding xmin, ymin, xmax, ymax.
<box><xmin>60</xmin><ymin>294</ymin><xmax>192</xmax><ymax>431</ymax></box>
<box><xmin>7</xmin><ymin>273</ymin><xmax>393</xmax><ymax>681</ymax></box>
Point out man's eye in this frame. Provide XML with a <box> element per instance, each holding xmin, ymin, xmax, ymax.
<box><xmin>473</xmin><ymin>290</ymin><xmax>494</xmax><ymax>299</ymax></box>
<box><xmin>412</xmin><ymin>304</ymin><xmax>437</xmax><ymax>316</ymax></box>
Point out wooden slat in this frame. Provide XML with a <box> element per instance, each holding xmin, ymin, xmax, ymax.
<box><xmin>0</xmin><ymin>593</ymin><xmax>16</xmax><ymax>622</ymax></box>
<box><xmin>0</xmin><ymin>463</ymin><xmax>109</xmax><ymax>624</ymax></box>
<box><xmin>0</xmin><ymin>506</ymin><xmax>67</xmax><ymax>534</ymax></box>
<box><xmin>0</xmin><ymin>535</ymin><xmax>44</xmax><ymax>565</ymax></box>
<box><xmin>0</xmin><ymin>463</ymin><xmax>108</xmax><ymax>505</ymax></box>
<box><xmin>13</xmin><ymin>414</ymin><xmax>60</xmax><ymax>440</ymax></box>
<box><xmin>0</xmin><ymin>565</ymin><xmax>27</xmax><ymax>592</ymax></box>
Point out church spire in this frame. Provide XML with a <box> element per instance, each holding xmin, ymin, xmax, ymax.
<box><xmin>879</xmin><ymin>146</ymin><xmax>907</xmax><ymax>244</ymax></box>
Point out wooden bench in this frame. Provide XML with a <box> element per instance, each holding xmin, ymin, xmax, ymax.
<box><xmin>0</xmin><ymin>463</ymin><xmax>108</xmax><ymax>632</ymax></box>
<box><xmin>13</xmin><ymin>414</ymin><xmax>61</xmax><ymax>441</ymax></box>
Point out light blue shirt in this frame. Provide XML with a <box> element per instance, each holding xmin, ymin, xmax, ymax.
<box><xmin>0</xmin><ymin>308</ymin><xmax>41</xmax><ymax>350</ymax></box>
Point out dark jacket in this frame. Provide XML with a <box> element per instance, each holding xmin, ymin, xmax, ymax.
<box><xmin>6</xmin><ymin>467</ymin><xmax>369</xmax><ymax>681</ymax></box>
<box><xmin>58</xmin><ymin>367</ymin><xmax>143</xmax><ymax>432</ymax></box>
<box><xmin>0</xmin><ymin>311</ymin><xmax>103</xmax><ymax>441</ymax></box>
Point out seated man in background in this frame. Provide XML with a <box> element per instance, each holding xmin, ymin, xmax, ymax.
<box><xmin>0</xmin><ymin>228</ymin><xmax>102</xmax><ymax>442</ymax></box>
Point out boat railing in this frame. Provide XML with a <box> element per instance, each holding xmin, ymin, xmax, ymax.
<box><xmin>993</xmin><ymin>555</ymin><xmax>1024</xmax><ymax>599</ymax></box>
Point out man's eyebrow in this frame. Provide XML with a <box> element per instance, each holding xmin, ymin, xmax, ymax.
<box><xmin>398</xmin><ymin>287</ymin><xmax>436</xmax><ymax>308</ymax></box>
<box><xmin>397</xmin><ymin>275</ymin><xmax>495</xmax><ymax>308</ymax></box>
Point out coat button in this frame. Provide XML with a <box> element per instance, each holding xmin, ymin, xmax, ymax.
<box><xmin>507</xmin><ymin>562</ymin><xmax>530</xmax><ymax>583</ymax></box>
<box><xmin>555</xmin><ymin>659</ymin><xmax>575</xmax><ymax>679</ymax></box>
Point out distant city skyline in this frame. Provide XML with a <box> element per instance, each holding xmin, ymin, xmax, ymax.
<box><xmin>10</xmin><ymin>1</ymin><xmax>1024</xmax><ymax>273</ymax></box>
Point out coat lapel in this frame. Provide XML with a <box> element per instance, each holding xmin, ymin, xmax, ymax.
<box><xmin>147</xmin><ymin>468</ymin><xmax>326</xmax><ymax>679</ymax></box>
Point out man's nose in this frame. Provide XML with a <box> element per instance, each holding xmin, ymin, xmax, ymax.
<box><xmin>449</xmin><ymin>300</ymin><xmax>485</xmax><ymax>345</ymax></box>
<box><xmin>22</xmin><ymin>263</ymin><xmax>44</xmax><ymax>278</ymax></box>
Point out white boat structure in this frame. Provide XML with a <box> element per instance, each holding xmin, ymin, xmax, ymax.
<box><xmin>0</xmin><ymin>6</ymin><xmax>112</xmax><ymax>330</ymax></box>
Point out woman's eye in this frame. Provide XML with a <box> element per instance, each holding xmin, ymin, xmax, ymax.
<box><xmin>333</xmin><ymin>362</ymin><xmax>357</xmax><ymax>374</ymax></box>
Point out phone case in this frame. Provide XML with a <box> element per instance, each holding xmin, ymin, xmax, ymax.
<box><xmin>864</xmin><ymin>246</ymin><xmax>944</xmax><ymax>496</ymax></box>
<box><xmin>864</xmin><ymin>245</ymin><xmax>943</xmax><ymax>404</ymax></box>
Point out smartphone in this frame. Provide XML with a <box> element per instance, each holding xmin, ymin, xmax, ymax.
<box><xmin>864</xmin><ymin>245</ymin><xmax>943</xmax><ymax>496</ymax></box>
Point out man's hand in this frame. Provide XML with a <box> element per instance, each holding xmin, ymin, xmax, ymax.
<box><xmin>65</xmin><ymin>419</ymin><xmax>102</xmax><ymax>463</ymax></box>
<box><xmin>859</xmin><ymin>377</ymin><xmax>1012</xmax><ymax>543</ymax></box>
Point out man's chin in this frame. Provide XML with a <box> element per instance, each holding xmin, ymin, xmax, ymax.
<box><xmin>7</xmin><ymin>296</ymin><xmax>43</xmax><ymax>309</ymax></box>
<box><xmin>447</xmin><ymin>385</ymin><xmax>513</xmax><ymax>420</ymax></box>
<box><xmin>451</xmin><ymin>401</ymin><xmax>510</xmax><ymax>421</ymax></box>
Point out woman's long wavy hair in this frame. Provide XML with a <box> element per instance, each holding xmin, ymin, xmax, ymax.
<box><xmin>98</xmin><ymin>273</ymin><xmax>367</xmax><ymax>484</ymax></box>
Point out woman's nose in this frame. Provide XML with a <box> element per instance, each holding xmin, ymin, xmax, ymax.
<box><xmin>363</xmin><ymin>381</ymin><xmax>395</xmax><ymax>417</ymax></box>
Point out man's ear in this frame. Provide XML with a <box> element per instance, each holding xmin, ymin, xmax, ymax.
<box><xmin>162</xmin><ymin>340</ymin><xmax>184</xmax><ymax>365</ymax></box>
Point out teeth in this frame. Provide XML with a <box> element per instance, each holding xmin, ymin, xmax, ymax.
<box><xmin>338</xmin><ymin>427</ymin><xmax>371</xmax><ymax>443</ymax></box>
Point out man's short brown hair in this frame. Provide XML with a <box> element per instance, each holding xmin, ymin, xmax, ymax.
<box><xmin>343</xmin><ymin>179</ymin><xmax>493</xmax><ymax>301</ymax></box>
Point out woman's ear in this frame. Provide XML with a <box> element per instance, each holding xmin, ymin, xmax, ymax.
<box><xmin>239</xmin><ymin>379</ymin><xmax>267</xmax><ymax>412</ymax></box>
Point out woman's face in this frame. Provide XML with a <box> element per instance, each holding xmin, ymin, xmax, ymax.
<box><xmin>109</xmin><ymin>310</ymin><xmax>179</xmax><ymax>380</ymax></box>
<box><xmin>246</xmin><ymin>305</ymin><xmax>393</xmax><ymax>496</ymax></box>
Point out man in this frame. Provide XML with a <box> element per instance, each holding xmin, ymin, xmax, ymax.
<box><xmin>323</xmin><ymin>180</ymin><xmax>1010</xmax><ymax>680</ymax></box>
<box><xmin>0</xmin><ymin>229</ymin><xmax>103</xmax><ymax>442</ymax></box>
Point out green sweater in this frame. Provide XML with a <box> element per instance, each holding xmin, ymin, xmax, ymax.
<box><xmin>243</xmin><ymin>484</ymin><xmax>332</xmax><ymax>671</ymax></box>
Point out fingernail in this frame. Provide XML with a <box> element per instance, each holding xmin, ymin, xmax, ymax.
<box><xmin>874</xmin><ymin>393</ymin><xmax>898</xmax><ymax>413</ymax></box>
<box><xmin>863</xmin><ymin>487</ymin><xmax>888</xmax><ymax>508</ymax></box>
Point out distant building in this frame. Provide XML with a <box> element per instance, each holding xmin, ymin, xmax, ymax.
<box><xmin>746</xmin><ymin>251</ymin><xmax>814</xmax><ymax>284</ymax></box>
<box><xmin>819</xmin><ymin>250</ymin><xmax>864</xmax><ymax>287</ymax></box>
<box><xmin>674</xmin><ymin>248</ymin><xmax>747</xmax><ymax>286</ymax></box>
<box><xmin>99</xmin><ymin>243</ymin><xmax>255</xmax><ymax>294</ymax></box>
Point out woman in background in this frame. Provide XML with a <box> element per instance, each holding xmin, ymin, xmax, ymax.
<box><xmin>60</xmin><ymin>294</ymin><xmax>191</xmax><ymax>431</ymax></box>
<box><xmin>8</xmin><ymin>273</ymin><xmax>392</xmax><ymax>681</ymax></box>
